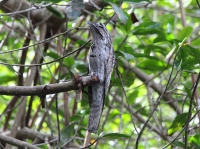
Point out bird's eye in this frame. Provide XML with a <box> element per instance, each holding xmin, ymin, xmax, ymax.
<box><xmin>98</xmin><ymin>25</ymin><xmax>104</xmax><ymax>28</ymax></box>
<box><xmin>91</xmin><ymin>44</ymin><xmax>95</xmax><ymax>49</ymax></box>
<box><xmin>98</xmin><ymin>23</ymin><xmax>105</xmax><ymax>28</ymax></box>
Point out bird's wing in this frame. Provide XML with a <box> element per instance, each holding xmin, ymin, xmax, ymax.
<box><xmin>105</xmin><ymin>47</ymin><xmax>115</xmax><ymax>94</ymax></box>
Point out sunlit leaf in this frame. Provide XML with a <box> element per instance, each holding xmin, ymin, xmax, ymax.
<box><xmin>138</xmin><ymin>59</ymin><xmax>166</xmax><ymax>71</ymax></box>
<box><xmin>132</xmin><ymin>21</ymin><xmax>163</xmax><ymax>35</ymax></box>
<box><xmin>168</xmin><ymin>113</ymin><xmax>188</xmax><ymax>136</ymax></box>
<box><xmin>45</xmin><ymin>52</ymin><xmax>60</xmax><ymax>59</ymax></box>
<box><xmin>47</xmin><ymin>6</ymin><xmax>65</xmax><ymax>19</ymax></box>
<box><xmin>177</xmin><ymin>26</ymin><xmax>193</xmax><ymax>40</ymax></box>
<box><xmin>190</xmin><ymin>134</ymin><xmax>200</xmax><ymax>148</ymax></box>
<box><xmin>128</xmin><ymin>90</ymin><xmax>139</xmax><ymax>105</ymax></box>
<box><xmin>191</xmin><ymin>38</ymin><xmax>200</xmax><ymax>46</ymax></box>
<box><xmin>59</xmin><ymin>122</ymin><xmax>76</xmax><ymax>148</ymax></box>
<box><xmin>69</xmin><ymin>109</ymin><xmax>88</xmax><ymax>122</ymax></box>
<box><xmin>64</xmin><ymin>56</ymin><xmax>75</xmax><ymax>68</ymax></box>
<box><xmin>132</xmin><ymin>53</ymin><xmax>159</xmax><ymax>60</ymax></box>
<box><xmin>124</xmin><ymin>0</ymin><xmax>151</xmax><ymax>2</ymax></box>
<box><xmin>69</xmin><ymin>115</ymin><xmax>82</xmax><ymax>122</ymax></box>
<box><xmin>107</xmin><ymin>110</ymin><xmax>121</xmax><ymax>121</ymax></box>
<box><xmin>183</xmin><ymin>45</ymin><xmax>200</xmax><ymax>63</ymax></box>
<box><xmin>109</xmin><ymin>2</ymin><xmax>128</xmax><ymax>24</ymax></box>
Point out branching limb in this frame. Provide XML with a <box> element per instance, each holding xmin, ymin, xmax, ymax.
<box><xmin>0</xmin><ymin>76</ymin><xmax>98</xmax><ymax>96</ymax></box>
<box><xmin>0</xmin><ymin>134</ymin><xmax>40</xmax><ymax>149</ymax></box>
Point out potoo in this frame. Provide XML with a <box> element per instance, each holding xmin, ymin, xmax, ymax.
<box><xmin>87</xmin><ymin>22</ymin><xmax>115</xmax><ymax>133</ymax></box>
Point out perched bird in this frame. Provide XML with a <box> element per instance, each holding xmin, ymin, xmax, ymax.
<box><xmin>87</xmin><ymin>22</ymin><xmax>115</xmax><ymax>133</ymax></box>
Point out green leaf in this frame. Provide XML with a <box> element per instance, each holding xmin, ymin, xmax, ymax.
<box><xmin>107</xmin><ymin>110</ymin><xmax>121</xmax><ymax>121</ymax></box>
<box><xmin>76</xmin><ymin>40</ymin><xmax>91</xmax><ymax>48</ymax></box>
<box><xmin>45</xmin><ymin>52</ymin><xmax>60</xmax><ymax>59</ymax></box>
<box><xmin>69</xmin><ymin>109</ymin><xmax>88</xmax><ymax>122</ymax></box>
<box><xmin>132</xmin><ymin>21</ymin><xmax>164</xmax><ymax>35</ymax></box>
<box><xmin>190</xmin><ymin>134</ymin><xmax>200</xmax><ymax>148</ymax></box>
<box><xmin>191</xmin><ymin>38</ymin><xmax>200</xmax><ymax>46</ymax></box>
<box><xmin>176</xmin><ymin>45</ymin><xmax>200</xmax><ymax>71</ymax></box>
<box><xmin>184</xmin><ymin>45</ymin><xmax>200</xmax><ymax>63</ymax></box>
<box><xmin>0</xmin><ymin>75</ymin><xmax>16</xmax><ymax>84</ymax></box>
<box><xmin>35</xmin><ymin>144</ymin><xmax>48</xmax><ymax>149</ymax></box>
<box><xmin>177</xmin><ymin>26</ymin><xmax>193</xmax><ymax>40</ymax></box>
<box><xmin>168</xmin><ymin>113</ymin><xmax>188</xmax><ymax>136</ymax></box>
<box><xmin>59</xmin><ymin>122</ymin><xmax>76</xmax><ymax>148</ymax></box>
<box><xmin>75</xmin><ymin>64</ymin><xmax>88</xmax><ymax>73</ymax></box>
<box><xmin>128</xmin><ymin>90</ymin><xmax>139</xmax><ymax>105</ymax></box>
<box><xmin>69</xmin><ymin>115</ymin><xmax>82</xmax><ymax>122</ymax></box>
<box><xmin>0</xmin><ymin>32</ymin><xmax>6</xmax><ymax>41</ymax></box>
<box><xmin>153</xmin><ymin>35</ymin><xmax>167</xmax><ymax>43</ymax></box>
<box><xmin>132</xmin><ymin>53</ymin><xmax>159</xmax><ymax>60</ymax></box>
<box><xmin>180</xmin><ymin>58</ymin><xmax>197</xmax><ymax>72</ymax></box>
<box><xmin>64</xmin><ymin>56</ymin><xmax>74</xmax><ymax>68</ymax></box>
<box><xmin>138</xmin><ymin>59</ymin><xmax>166</xmax><ymax>71</ymax></box>
<box><xmin>172</xmin><ymin>141</ymin><xmax>185</xmax><ymax>148</ymax></box>
<box><xmin>46</xmin><ymin>6</ymin><xmax>65</xmax><ymax>19</ymax></box>
<box><xmin>101</xmin><ymin>133</ymin><xmax>131</xmax><ymax>139</ymax></box>
<box><xmin>119</xmin><ymin>51</ymin><xmax>134</xmax><ymax>60</ymax></box>
<box><xmin>124</xmin><ymin>0</ymin><xmax>151</xmax><ymax>2</ymax></box>
<box><xmin>109</xmin><ymin>2</ymin><xmax>128</xmax><ymax>24</ymax></box>
<box><xmin>65</xmin><ymin>0</ymin><xmax>85</xmax><ymax>20</ymax></box>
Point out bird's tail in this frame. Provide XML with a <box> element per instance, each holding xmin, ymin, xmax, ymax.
<box><xmin>88</xmin><ymin>104</ymin><xmax>103</xmax><ymax>133</ymax></box>
<box><xmin>88</xmin><ymin>83</ymin><xmax>105</xmax><ymax>133</ymax></box>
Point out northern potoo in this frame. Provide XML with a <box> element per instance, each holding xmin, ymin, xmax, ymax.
<box><xmin>88</xmin><ymin>22</ymin><xmax>115</xmax><ymax>133</ymax></box>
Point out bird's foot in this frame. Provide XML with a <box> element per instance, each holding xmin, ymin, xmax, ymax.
<box><xmin>91</xmin><ymin>75</ymin><xmax>99</xmax><ymax>81</ymax></box>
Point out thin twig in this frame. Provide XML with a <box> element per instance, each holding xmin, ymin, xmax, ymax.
<box><xmin>116</xmin><ymin>60</ymin><xmax>139</xmax><ymax>134</ymax></box>
<box><xmin>0</xmin><ymin>27</ymin><xmax>88</xmax><ymax>55</ymax></box>
<box><xmin>184</xmin><ymin>72</ymin><xmax>200</xmax><ymax>148</ymax></box>
<box><xmin>0</xmin><ymin>3</ymin><xmax>53</xmax><ymax>16</ymax></box>
<box><xmin>83</xmin><ymin>131</ymin><xmax>91</xmax><ymax>147</ymax></box>
<box><xmin>0</xmin><ymin>40</ymin><xmax>90</xmax><ymax>67</ymax></box>
<box><xmin>162</xmin><ymin>110</ymin><xmax>200</xmax><ymax>149</ymax></box>
<box><xmin>0</xmin><ymin>134</ymin><xmax>40</xmax><ymax>149</ymax></box>
<box><xmin>135</xmin><ymin>42</ymin><xmax>185</xmax><ymax>148</ymax></box>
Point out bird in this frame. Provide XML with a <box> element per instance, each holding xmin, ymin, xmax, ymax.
<box><xmin>87</xmin><ymin>22</ymin><xmax>115</xmax><ymax>133</ymax></box>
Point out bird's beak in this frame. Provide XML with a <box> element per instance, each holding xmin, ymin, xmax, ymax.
<box><xmin>88</xmin><ymin>22</ymin><xmax>96</xmax><ymax>29</ymax></box>
<box><xmin>88</xmin><ymin>22</ymin><xmax>104</xmax><ymax>38</ymax></box>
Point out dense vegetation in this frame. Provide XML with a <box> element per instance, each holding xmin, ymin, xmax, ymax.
<box><xmin>0</xmin><ymin>0</ymin><xmax>200</xmax><ymax>148</ymax></box>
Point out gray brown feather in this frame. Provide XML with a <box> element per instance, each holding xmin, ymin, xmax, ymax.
<box><xmin>88</xmin><ymin>22</ymin><xmax>115</xmax><ymax>133</ymax></box>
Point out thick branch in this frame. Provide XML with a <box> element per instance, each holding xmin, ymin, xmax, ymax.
<box><xmin>0</xmin><ymin>76</ymin><xmax>96</xmax><ymax>96</ymax></box>
<box><xmin>2</xmin><ymin>127</ymin><xmax>56</xmax><ymax>143</ymax></box>
<box><xmin>0</xmin><ymin>134</ymin><xmax>39</xmax><ymax>149</ymax></box>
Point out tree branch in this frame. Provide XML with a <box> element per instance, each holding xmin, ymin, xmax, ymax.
<box><xmin>0</xmin><ymin>76</ymin><xmax>97</xmax><ymax>96</ymax></box>
<box><xmin>3</xmin><ymin>127</ymin><xmax>56</xmax><ymax>144</ymax></box>
<box><xmin>0</xmin><ymin>134</ymin><xmax>40</xmax><ymax>149</ymax></box>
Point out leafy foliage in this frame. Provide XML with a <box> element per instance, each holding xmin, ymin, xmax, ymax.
<box><xmin>0</xmin><ymin>0</ymin><xmax>200</xmax><ymax>148</ymax></box>
<box><xmin>168</xmin><ymin>113</ymin><xmax>188</xmax><ymax>136</ymax></box>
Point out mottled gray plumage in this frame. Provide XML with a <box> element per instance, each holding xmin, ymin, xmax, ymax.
<box><xmin>88</xmin><ymin>22</ymin><xmax>115</xmax><ymax>133</ymax></box>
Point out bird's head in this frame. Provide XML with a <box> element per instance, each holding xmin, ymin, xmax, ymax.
<box><xmin>88</xmin><ymin>22</ymin><xmax>110</xmax><ymax>41</ymax></box>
